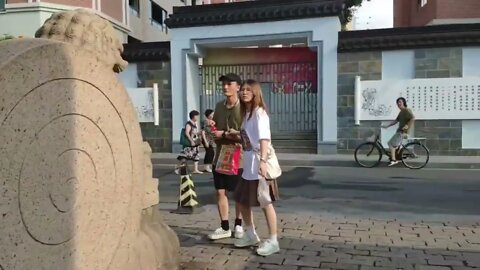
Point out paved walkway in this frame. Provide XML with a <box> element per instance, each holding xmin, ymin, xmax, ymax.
<box><xmin>159</xmin><ymin>204</ymin><xmax>480</xmax><ymax>270</ymax></box>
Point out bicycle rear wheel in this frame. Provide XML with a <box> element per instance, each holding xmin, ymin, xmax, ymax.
<box><xmin>354</xmin><ymin>142</ymin><xmax>382</xmax><ymax>168</ymax></box>
<box><xmin>401</xmin><ymin>142</ymin><xmax>430</xmax><ymax>169</ymax></box>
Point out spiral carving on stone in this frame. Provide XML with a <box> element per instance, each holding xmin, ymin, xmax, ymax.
<box><xmin>1</xmin><ymin>77</ymin><xmax>135</xmax><ymax>269</ymax></box>
<box><xmin>0</xmin><ymin>37</ymin><xmax>148</xmax><ymax>269</ymax></box>
<box><xmin>0</xmin><ymin>10</ymin><xmax>180</xmax><ymax>269</ymax></box>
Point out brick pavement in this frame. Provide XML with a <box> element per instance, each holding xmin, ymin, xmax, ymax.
<box><xmin>159</xmin><ymin>204</ymin><xmax>480</xmax><ymax>270</ymax></box>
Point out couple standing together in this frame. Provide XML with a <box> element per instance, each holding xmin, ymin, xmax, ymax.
<box><xmin>207</xmin><ymin>73</ymin><xmax>280</xmax><ymax>256</ymax></box>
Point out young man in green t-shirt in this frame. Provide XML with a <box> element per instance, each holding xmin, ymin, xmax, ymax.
<box><xmin>208</xmin><ymin>73</ymin><xmax>244</xmax><ymax>240</ymax></box>
<box><xmin>382</xmin><ymin>97</ymin><xmax>415</xmax><ymax>166</ymax></box>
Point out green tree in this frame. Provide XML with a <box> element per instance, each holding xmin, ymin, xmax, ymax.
<box><xmin>343</xmin><ymin>0</ymin><xmax>371</xmax><ymax>30</ymax></box>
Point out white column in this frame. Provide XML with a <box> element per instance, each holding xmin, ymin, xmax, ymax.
<box><xmin>185</xmin><ymin>53</ymin><xmax>201</xmax><ymax>120</ymax></box>
<box><xmin>122</xmin><ymin>0</ymin><xmax>126</xmax><ymax>25</ymax></box>
<box><xmin>125</xmin><ymin>0</ymin><xmax>130</xmax><ymax>26</ymax></box>
<box><xmin>171</xmin><ymin>43</ymin><xmax>201</xmax><ymax>152</ymax></box>
<box><xmin>354</xmin><ymin>76</ymin><xmax>361</xmax><ymax>126</ymax></box>
<box><xmin>153</xmin><ymin>83</ymin><xmax>160</xmax><ymax>126</ymax></box>
<box><xmin>463</xmin><ymin>47</ymin><xmax>480</xmax><ymax>77</ymax></box>
<box><xmin>170</xmin><ymin>45</ymin><xmax>185</xmax><ymax>152</ymax></box>
<box><xmin>320</xmin><ymin>37</ymin><xmax>338</xmax><ymax>151</ymax></box>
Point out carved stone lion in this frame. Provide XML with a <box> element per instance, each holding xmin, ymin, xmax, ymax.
<box><xmin>0</xmin><ymin>9</ymin><xmax>179</xmax><ymax>270</ymax></box>
<box><xmin>35</xmin><ymin>9</ymin><xmax>128</xmax><ymax>73</ymax></box>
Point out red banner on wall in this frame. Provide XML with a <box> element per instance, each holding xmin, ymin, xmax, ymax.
<box><xmin>204</xmin><ymin>48</ymin><xmax>317</xmax><ymax>93</ymax></box>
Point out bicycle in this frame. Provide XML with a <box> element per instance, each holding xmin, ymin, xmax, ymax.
<box><xmin>354</xmin><ymin>133</ymin><xmax>430</xmax><ymax>169</ymax></box>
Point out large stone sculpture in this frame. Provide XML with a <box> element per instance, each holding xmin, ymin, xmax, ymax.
<box><xmin>0</xmin><ymin>9</ymin><xmax>179</xmax><ymax>270</ymax></box>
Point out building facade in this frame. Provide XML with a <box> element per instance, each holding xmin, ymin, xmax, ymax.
<box><xmin>165</xmin><ymin>0</ymin><xmax>342</xmax><ymax>154</ymax></box>
<box><xmin>394</xmin><ymin>0</ymin><xmax>480</xmax><ymax>27</ymax></box>
<box><xmin>0</xmin><ymin>0</ymin><xmax>188</xmax><ymax>42</ymax></box>
<box><xmin>120</xmin><ymin>2</ymin><xmax>480</xmax><ymax>156</ymax></box>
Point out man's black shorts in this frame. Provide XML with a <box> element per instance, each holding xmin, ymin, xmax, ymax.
<box><xmin>212</xmin><ymin>166</ymin><xmax>242</xmax><ymax>192</ymax></box>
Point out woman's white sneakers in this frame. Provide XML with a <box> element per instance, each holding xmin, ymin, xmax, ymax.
<box><xmin>208</xmin><ymin>227</ymin><xmax>232</xmax><ymax>240</ymax></box>
<box><xmin>234</xmin><ymin>233</ymin><xmax>260</xmax><ymax>248</ymax></box>
<box><xmin>234</xmin><ymin>234</ymin><xmax>281</xmax><ymax>256</ymax></box>
<box><xmin>234</xmin><ymin>225</ymin><xmax>244</xmax><ymax>239</ymax></box>
<box><xmin>256</xmin><ymin>239</ymin><xmax>280</xmax><ymax>256</ymax></box>
<box><xmin>208</xmin><ymin>225</ymin><xmax>244</xmax><ymax>240</ymax></box>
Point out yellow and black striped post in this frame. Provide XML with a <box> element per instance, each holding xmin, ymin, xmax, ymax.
<box><xmin>171</xmin><ymin>164</ymin><xmax>202</xmax><ymax>214</ymax></box>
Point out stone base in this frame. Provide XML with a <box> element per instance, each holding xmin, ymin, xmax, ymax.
<box><xmin>318</xmin><ymin>141</ymin><xmax>337</xmax><ymax>154</ymax></box>
<box><xmin>137</xmin><ymin>207</ymin><xmax>180</xmax><ymax>270</ymax></box>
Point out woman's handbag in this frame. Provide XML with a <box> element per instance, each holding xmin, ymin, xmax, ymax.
<box><xmin>256</xmin><ymin>144</ymin><xmax>282</xmax><ymax>179</ymax></box>
<box><xmin>179</xmin><ymin>122</ymin><xmax>201</xmax><ymax>147</ymax></box>
<box><xmin>257</xmin><ymin>178</ymin><xmax>272</xmax><ymax>208</ymax></box>
<box><xmin>215</xmin><ymin>144</ymin><xmax>242</xmax><ymax>175</ymax></box>
<box><xmin>179</xmin><ymin>128</ymin><xmax>190</xmax><ymax>147</ymax></box>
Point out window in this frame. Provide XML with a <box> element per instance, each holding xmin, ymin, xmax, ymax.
<box><xmin>150</xmin><ymin>1</ymin><xmax>168</xmax><ymax>33</ymax></box>
<box><xmin>419</xmin><ymin>0</ymin><xmax>428</xmax><ymax>7</ymax></box>
<box><xmin>129</xmin><ymin>0</ymin><xmax>140</xmax><ymax>17</ymax></box>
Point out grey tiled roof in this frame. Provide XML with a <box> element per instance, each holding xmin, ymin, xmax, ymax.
<box><xmin>165</xmin><ymin>0</ymin><xmax>344</xmax><ymax>29</ymax></box>
<box><xmin>339</xmin><ymin>23</ymin><xmax>480</xmax><ymax>52</ymax></box>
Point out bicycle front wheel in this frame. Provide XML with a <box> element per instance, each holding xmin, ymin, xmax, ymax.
<box><xmin>401</xmin><ymin>142</ymin><xmax>430</xmax><ymax>169</ymax></box>
<box><xmin>354</xmin><ymin>142</ymin><xmax>382</xmax><ymax>168</ymax></box>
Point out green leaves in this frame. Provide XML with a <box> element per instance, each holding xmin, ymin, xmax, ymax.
<box><xmin>343</xmin><ymin>0</ymin><xmax>371</xmax><ymax>26</ymax></box>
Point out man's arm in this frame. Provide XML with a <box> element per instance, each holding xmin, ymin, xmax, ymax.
<box><xmin>225</xmin><ymin>132</ymin><xmax>242</xmax><ymax>142</ymax></box>
<box><xmin>382</xmin><ymin>119</ymin><xmax>398</xmax><ymax>128</ymax></box>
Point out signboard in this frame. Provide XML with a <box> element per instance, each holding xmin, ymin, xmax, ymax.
<box><xmin>355</xmin><ymin>77</ymin><xmax>480</xmax><ymax>123</ymax></box>
<box><xmin>126</xmin><ymin>84</ymin><xmax>159</xmax><ymax>125</ymax></box>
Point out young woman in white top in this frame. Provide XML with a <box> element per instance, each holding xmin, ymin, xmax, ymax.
<box><xmin>226</xmin><ymin>79</ymin><xmax>280</xmax><ymax>256</ymax></box>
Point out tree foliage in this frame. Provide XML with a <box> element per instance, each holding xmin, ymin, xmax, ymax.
<box><xmin>343</xmin><ymin>0</ymin><xmax>371</xmax><ymax>25</ymax></box>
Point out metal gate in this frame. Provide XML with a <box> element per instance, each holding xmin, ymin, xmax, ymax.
<box><xmin>200</xmin><ymin>63</ymin><xmax>317</xmax><ymax>136</ymax></box>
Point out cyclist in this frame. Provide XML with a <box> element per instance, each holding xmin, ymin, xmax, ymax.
<box><xmin>381</xmin><ymin>97</ymin><xmax>415</xmax><ymax>167</ymax></box>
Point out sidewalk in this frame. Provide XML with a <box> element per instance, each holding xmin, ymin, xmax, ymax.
<box><xmin>159</xmin><ymin>203</ymin><xmax>480</xmax><ymax>270</ymax></box>
<box><xmin>151</xmin><ymin>153</ymin><xmax>480</xmax><ymax>169</ymax></box>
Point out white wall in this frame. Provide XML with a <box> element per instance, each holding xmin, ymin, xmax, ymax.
<box><xmin>117</xmin><ymin>63</ymin><xmax>138</xmax><ymax>88</ymax></box>
<box><xmin>1</xmin><ymin>3</ymin><xmax>128</xmax><ymax>42</ymax></box>
<box><xmin>382</xmin><ymin>50</ymin><xmax>415</xmax><ymax>80</ymax></box>
<box><xmin>463</xmin><ymin>47</ymin><xmax>480</xmax><ymax>77</ymax></box>
<box><xmin>0</xmin><ymin>10</ymin><xmax>44</xmax><ymax>37</ymax></box>
<box><xmin>169</xmin><ymin>17</ymin><xmax>340</xmax><ymax>152</ymax></box>
<box><xmin>462</xmin><ymin>48</ymin><xmax>480</xmax><ymax>149</ymax></box>
<box><xmin>462</xmin><ymin>120</ymin><xmax>480</xmax><ymax>149</ymax></box>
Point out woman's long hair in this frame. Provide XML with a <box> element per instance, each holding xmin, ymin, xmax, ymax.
<box><xmin>240</xmin><ymin>79</ymin><xmax>268</xmax><ymax>120</ymax></box>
